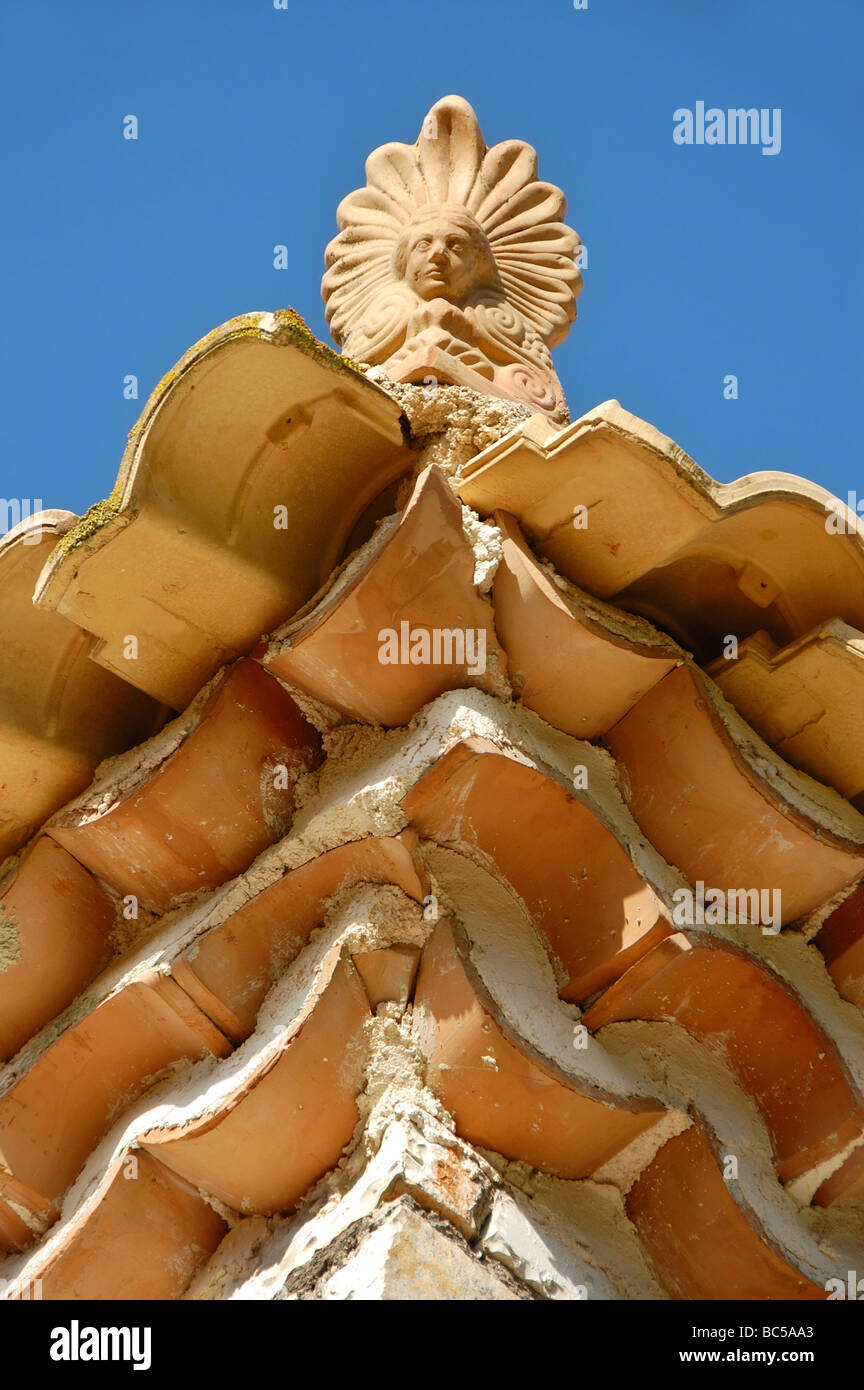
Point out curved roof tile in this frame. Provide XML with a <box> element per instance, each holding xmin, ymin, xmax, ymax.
<box><xmin>458</xmin><ymin>400</ymin><xmax>864</xmax><ymax>663</ymax></box>
<box><xmin>34</xmin><ymin>312</ymin><xmax>413</xmax><ymax>709</ymax></box>
<box><xmin>0</xmin><ymin>513</ymin><xmax>163</xmax><ymax>860</ymax></box>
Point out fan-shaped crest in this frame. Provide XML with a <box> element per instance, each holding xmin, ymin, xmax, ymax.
<box><xmin>323</xmin><ymin>96</ymin><xmax>582</xmax><ymax>360</ymax></box>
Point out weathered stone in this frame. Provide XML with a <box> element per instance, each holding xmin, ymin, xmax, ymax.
<box><xmin>317</xmin><ymin>1199</ymin><xmax>519</xmax><ymax>1301</ymax></box>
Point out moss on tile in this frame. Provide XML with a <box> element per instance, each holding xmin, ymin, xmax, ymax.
<box><xmin>266</xmin><ymin>307</ymin><xmax>365</xmax><ymax>378</ymax></box>
<box><xmin>54</xmin><ymin>482</ymin><xmax>125</xmax><ymax>559</ymax></box>
<box><xmin>53</xmin><ymin>311</ymin><xmax>370</xmax><ymax>565</ymax></box>
<box><xmin>183</xmin><ymin>307</ymin><xmax>364</xmax><ymax>379</ymax></box>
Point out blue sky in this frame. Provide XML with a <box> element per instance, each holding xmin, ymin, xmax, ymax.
<box><xmin>2</xmin><ymin>0</ymin><xmax>861</xmax><ymax>517</ymax></box>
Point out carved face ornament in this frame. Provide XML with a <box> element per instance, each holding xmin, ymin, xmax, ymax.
<box><xmin>395</xmin><ymin>208</ymin><xmax>498</xmax><ymax>305</ymax></box>
<box><xmin>322</xmin><ymin>95</ymin><xmax>583</xmax><ymax>422</ymax></box>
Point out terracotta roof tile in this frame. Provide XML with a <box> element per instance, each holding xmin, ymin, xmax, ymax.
<box><xmin>0</xmin><ymin>972</ymin><xmax>231</xmax><ymax>1213</ymax></box>
<box><xmin>458</xmin><ymin>401</ymin><xmax>864</xmax><ymax>662</ymax></box>
<box><xmin>402</xmin><ymin>736</ymin><xmax>674</xmax><ymax>1001</ymax></box>
<box><xmin>491</xmin><ymin>510</ymin><xmax>680</xmax><ymax>737</ymax></box>
<box><xmin>815</xmin><ymin>880</ymin><xmax>864</xmax><ymax>1009</ymax></box>
<box><xmin>0</xmin><ymin>838</ymin><xmax>115</xmax><ymax>1061</ymax></box>
<box><xmin>46</xmin><ymin>660</ymin><xmax>321</xmax><ymax>914</ymax></box>
<box><xmin>0</xmin><ymin>513</ymin><xmax>163</xmax><ymax>860</ymax></box>
<box><xmin>261</xmin><ymin>465</ymin><xmax>508</xmax><ymax>724</ymax></box>
<box><xmin>813</xmin><ymin>1141</ymin><xmax>864</xmax><ymax>1205</ymax></box>
<box><xmin>584</xmin><ymin>931</ymin><xmax>864</xmax><ymax>1184</ymax></box>
<box><xmin>14</xmin><ymin>1151</ymin><xmax>227</xmax><ymax>1301</ymax></box>
<box><xmin>140</xmin><ymin>949</ymin><xmax>370</xmax><ymax>1214</ymax></box>
<box><xmin>34</xmin><ymin>314</ymin><xmax>413</xmax><ymax>708</ymax></box>
<box><xmin>173</xmin><ymin>833</ymin><xmax>426</xmax><ymax>1040</ymax></box>
<box><xmin>414</xmin><ymin>914</ymin><xmax>665</xmax><ymax>1177</ymax></box>
<box><xmin>628</xmin><ymin>1123</ymin><xmax>827</xmax><ymax>1300</ymax></box>
<box><xmin>0</xmin><ymin>1171</ymin><xmax>57</xmax><ymax>1255</ymax></box>
<box><xmin>708</xmin><ymin>620</ymin><xmax>864</xmax><ymax>805</ymax></box>
<box><xmin>4</xmin><ymin>308</ymin><xmax>864</xmax><ymax>1301</ymax></box>
<box><xmin>606</xmin><ymin>663</ymin><xmax>864</xmax><ymax>922</ymax></box>
<box><xmin>351</xmin><ymin>945</ymin><xmax>421</xmax><ymax>1010</ymax></box>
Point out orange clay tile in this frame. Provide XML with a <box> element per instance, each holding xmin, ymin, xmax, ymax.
<box><xmin>583</xmin><ymin>932</ymin><xmax>864</xmax><ymax>1183</ymax></box>
<box><xmin>351</xmin><ymin>946</ymin><xmax>421</xmax><ymax>1009</ymax></box>
<box><xmin>491</xmin><ymin>510</ymin><xmax>679</xmax><ymax>736</ymax></box>
<box><xmin>412</xmin><ymin>916</ymin><xmax>664</xmax><ymax>1177</ymax></box>
<box><xmin>0</xmin><ymin>973</ymin><xmax>231</xmax><ymax>1210</ymax></box>
<box><xmin>627</xmin><ymin>1122</ymin><xmax>826</xmax><ymax>1300</ymax></box>
<box><xmin>0</xmin><ymin>1200</ymin><xmax>37</xmax><ymax>1257</ymax></box>
<box><xmin>457</xmin><ymin>401</ymin><xmax>864</xmax><ymax>662</ymax></box>
<box><xmin>34</xmin><ymin>313</ymin><xmax>412</xmax><ymax>709</ymax></box>
<box><xmin>173</xmin><ymin>834</ymin><xmax>427</xmax><ymax>1041</ymax></box>
<box><xmin>141</xmin><ymin>954</ymin><xmax>370</xmax><ymax>1214</ymax></box>
<box><xmin>0</xmin><ymin>837</ymin><xmax>115</xmax><ymax>1061</ymax></box>
<box><xmin>0</xmin><ymin>1170</ymin><xmax>57</xmax><ymax>1255</ymax></box>
<box><xmin>402</xmin><ymin>737</ymin><xmax>671</xmax><ymax>1000</ymax></box>
<box><xmin>261</xmin><ymin>465</ymin><xmax>506</xmax><ymax>726</ymax></box>
<box><xmin>0</xmin><ymin>512</ymin><xmax>164</xmax><ymax>861</ymax></box>
<box><xmin>708</xmin><ymin>622</ymin><xmax>864</xmax><ymax>806</ymax></box>
<box><xmin>605</xmin><ymin>664</ymin><xmax>864</xmax><ymax>924</ymax></box>
<box><xmin>22</xmin><ymin>1151</ymin><xmax>227</xmax><ymax>1301</ymax></box>
<box><xmin>47</xmin><ymin>660</ymin><xmax>321</xmax><ymax>914</ymax></box>
<box><xmin>812</xmin><ymin>1142</ymin><xmax>864</xmax><ymax>1205</ymax></box>
<box><xmin>815</xmin><ymin>881</ymin><xmax>864</xmax><ymax>1011</ymax></box>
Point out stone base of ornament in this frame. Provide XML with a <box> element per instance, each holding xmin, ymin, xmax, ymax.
<box><xmin>388</xmin><ymin>344</ymin><xmax>498</xmax><ymax>393</ymax></box>
<box><xmin>387</xmin><ymin>346</ymin><xmax>554</xmax><ymax>420</ymax></box>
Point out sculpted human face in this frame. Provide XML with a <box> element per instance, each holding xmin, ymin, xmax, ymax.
<box><xmin>403</xmin><ymin>217</ymin><xmax>484</xmax><ymax>303</ymax></box>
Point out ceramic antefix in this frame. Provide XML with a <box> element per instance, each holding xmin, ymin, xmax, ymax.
<box><xmin>323</xmin><ymin>95</ymin><xmax>582</xmax><ymax>424</ymax></box>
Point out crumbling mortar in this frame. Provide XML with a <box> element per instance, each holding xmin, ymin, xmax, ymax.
<box><xmin>0</xmin><ymin>906</ymin><xmax>22</xmax><ymax>972</ymax></box>
<box><xmin>359</xmin><ymin>372</ymin><xmax>535</xmax><ymax>484</ymax></box>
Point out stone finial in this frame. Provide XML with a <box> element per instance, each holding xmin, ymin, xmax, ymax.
<box><xmin>322</xmin><ymin>96</ymin><xmax>582</xmax><ymax>424</ymax></box>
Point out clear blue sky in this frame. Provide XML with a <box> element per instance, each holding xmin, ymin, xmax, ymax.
<box><xmin>2</xmin><ymin>0</ymin><xmax>861</xmax><ymax>517</ymax></box>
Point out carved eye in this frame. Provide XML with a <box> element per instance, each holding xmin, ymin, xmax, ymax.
<box><xmin>415</xmin><ymin>238</ymin><xmax>431</xmax><ymax>251</ymax></box>
<box><xmin>446</xmin><ymin>237</ymin><xmax>465</xmax><ymax>252</ymax></box>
